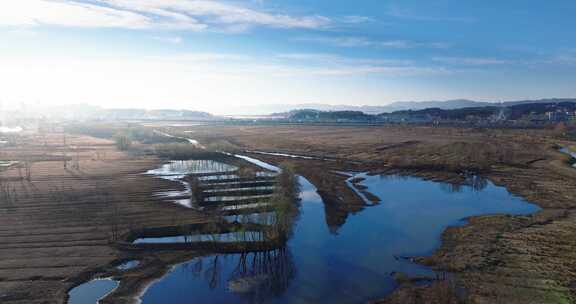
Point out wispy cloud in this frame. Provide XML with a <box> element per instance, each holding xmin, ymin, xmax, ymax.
<box><xmin>276</xmin><ymin>53</ymin><xmax>413</xmax><ymax>66</ymax></box>
<box><xmin>0</xmin><ymin>0</ymin><xmax>331</xmax><ymax>31</ymax></box>
<box><xmin>548</xmin><ymin>50</ymin><xmax>576</xmax><ymax>65</ymax></box>
<box><xmin>432</xmin><ymin>56</ymin><xmax>515</xmax><ymax>65</ymax></box>
<box><xmin>386</xmin><ymin>6</ymin><xmax>475</xmax><ymax>23</ymax></box>
<box><xmin>151</xmin><ymin>52</ymin><xmax>250</xmax><ymax>63</ymax></box>
<box><xmin>274</xmin><ymin>53</ymin><xmax>448</xmax><ymax>76</ymax></box>
<box><xmin>294</xmin><ymin>36</ymin><xmax>450</xmax><ymax>49</ymax></box>
<box><xmin>135</xmin><ymin>51</ymin><xmax>448</xmax><ymax>77</ymax></box>
<box><xmin>0</xmin><ymin>0</ymin><xmax>158</xmax><ymax>29</ymax></box>
<box><xmin>341</xmin><ymin>15</ymin><xmax>375</xmax><ymax>24</ymax></box>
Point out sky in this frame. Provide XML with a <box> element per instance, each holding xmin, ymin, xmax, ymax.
<box><xmin>0</xmin><ymin>0</ymin><xmax>575</xmax><ymax>114</ymax></box>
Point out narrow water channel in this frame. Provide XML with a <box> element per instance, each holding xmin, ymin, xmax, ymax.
<box><xmin>560</xmin><ymin>147</ymin><xmax>576</xmax><ymax>168</ymax></box>
<box><xmin>138</xmin><ymin>156</ymin><xmax>540</xmax><ymax>303</ymax></box>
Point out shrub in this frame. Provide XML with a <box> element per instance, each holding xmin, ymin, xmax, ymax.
<box><xmin>113</xmin><ymin>132</ymin><xmax>132</xmax><ymax>151</ymax></box>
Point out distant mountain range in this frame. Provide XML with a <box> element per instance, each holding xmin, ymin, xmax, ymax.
<box><xmin>281</xmin><ymin>100</ymin><xmax>576</xmax><ymax>124</ymax></box>
<box><xmin>4</xmin><ymin>104</ymin><xmax>215</xmax><ymax>121</ymax></box>
<box><xmin>229</xmin><ymin>98</ymin><xmax>576</xmax><ymax>116</ymax></box>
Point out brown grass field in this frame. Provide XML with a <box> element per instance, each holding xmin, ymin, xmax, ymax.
<box><xmin>1</xmin><ymin>124</ymin><xmax>576</xmax><ymax>303</ymax></box>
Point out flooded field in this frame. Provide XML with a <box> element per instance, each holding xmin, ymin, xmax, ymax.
<box><xmin>133</xmin><ymin>156</ymin><xmax>539</xmax><ymax>303</ymax></box>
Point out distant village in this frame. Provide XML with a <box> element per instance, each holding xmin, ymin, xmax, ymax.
<box><xmin>2</xmin><ymin>99</ymin><xmax>576</xmax><ymax>134</ymax></box>
<box><xmin>278</xmin><ymin>101</ymin><xmax>576</xmax><ymax>128</ymax></box>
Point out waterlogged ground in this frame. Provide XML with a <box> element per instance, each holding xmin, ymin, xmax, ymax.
<box><xmin>139</xmin><ymin>170</ymin><xmax>539</xmax><ymax>303</ymax></box>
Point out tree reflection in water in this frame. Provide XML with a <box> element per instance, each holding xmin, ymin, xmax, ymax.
<box><xmin>439</xmin><ymin>175</ymin><xmax>488</xmax><ymax>193</ymax></box>
<box><xmin>465</xmin><ymin>175</ymin><xmax>488</xmax><ymax>192</ymax></box>
<box><xmin>229</xmin><ymin>248</ymin><xmax>295</xmax><ymax>302</ymax></box>
<box><xmin>181</xmin><ymin>248</ymin><xmax>295</xmax><ymax>303</ymax></box>
<box><xmin>177</xmin><ymin>163</ymin><xmax>300</xmax><ymax>302</ymax></box>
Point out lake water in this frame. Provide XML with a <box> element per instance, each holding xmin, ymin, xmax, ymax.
<box><xmin>139</xmin><ymin>165</ymin><xmax>539</xmax><ymax>303</ymax></box>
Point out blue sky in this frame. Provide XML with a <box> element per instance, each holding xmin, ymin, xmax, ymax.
<box><xmin>0</xmin><ymin>0</ymin><xmax>575</xmax><ymax>114</ymax></box>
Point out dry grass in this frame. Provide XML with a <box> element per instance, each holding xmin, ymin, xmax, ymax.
<box><xmin>0</xmin><ymin>131</ymin><xmax>213</xmax><ymax>303</ymax></box>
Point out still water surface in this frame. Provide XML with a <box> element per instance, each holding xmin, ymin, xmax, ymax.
<box><xmin>68</xmin><ymin>279</ymin><xmax>118</xmax><ymax>304</ymax></box>
<box><xmin>140</xmin><ymin>167</ymin><xmax>539</xmax><ymax>303</ymax></box>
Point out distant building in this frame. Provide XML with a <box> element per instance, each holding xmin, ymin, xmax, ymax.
<box><xmin>546</xmin><ymin>111</ymin><xmax>569</xmax><ymax>122</ymax></box>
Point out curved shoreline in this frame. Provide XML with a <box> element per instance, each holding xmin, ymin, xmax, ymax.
<box><xmin>63</xmin><ymin>145</ymin><xmax>576</xmax><ymax>304</ymax></box>
<box><xmin>237</xmin><ymin>146</ymin><xmax>576</xmax><ymax>303</ymax></box>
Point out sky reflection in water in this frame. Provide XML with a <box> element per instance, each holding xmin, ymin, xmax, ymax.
<box><xmin>141</xmin><ymin>174</ymin><xmax>539</xmax><ymax>303</ymax></box>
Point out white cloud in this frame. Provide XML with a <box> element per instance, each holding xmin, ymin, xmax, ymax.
<box><xmin>276</xmin><ymin>53</ymin><xmax>413</xmax><ymax>66</ymax></box>
<box><xmin>270</xmin><ymin>53</ymin><xmax>449</xmax><ymax>77</ymax></box>
<box><xmin>0</xmin><ymin>0</ymin><xmax>330</xmax><ymax>31</ymax></box>
<box><xmin>341</xmin><ymin>15</ymin><xmax>375</xmax><ymax>24</ymax></box>
<box><xmin>386</xmin><ymin>6</ymin><xmax>475</xmax><ymax>23</ymax></box>
<box><xmin>295</xmin><ymin>36</ymin><xmax>450</xmax><ymax>49</ymax></box>
<box><xmin>0</xmin><ymin>0</ymin><xmax>160</xmax><ymax>29</ymax></box>
<box><xmin>433</xmin><ymin>56</ymin><xmax>515</xmax><ymax>65</ymax></box>
<box><xmin>152</xmin><ymin>35</ymin><xmax>183</xmax><ymax>44</ymax></box>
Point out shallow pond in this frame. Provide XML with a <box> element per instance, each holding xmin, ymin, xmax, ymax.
<box><xmin>147</xmin><ymin>160</ymin><xmax>238</xmax><ymax>208</ymax></box>
<box><xmin>147</xmin><ymin>160</ymin><xmax>237</xmax><ymax>176</ymax></box>
<box><xmin>68</xmin><ymin>279</ymin><xmax>118</xmax><ymax>304</ymax></box>
<box><xmin>117</xmin><ymin>260</ymin><xmax>140</xmax><ymax>271</ymax></box>
<box><xmin>139</xmin><ymin>159</ymin><xmax>539</xmax><ymax>303</ymax></box>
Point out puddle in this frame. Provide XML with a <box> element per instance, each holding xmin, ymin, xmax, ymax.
<box><xmin>117</xmin><ymin>260</ymin><xmax>140</xmax><ymax>271</ymax></box>
<box><xmin>68</xmin><ymin>278</ymin><xmax>118</xmax><ymax>304</ymax></box>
